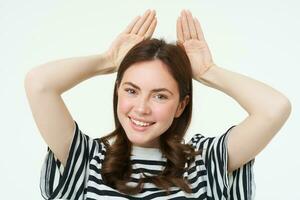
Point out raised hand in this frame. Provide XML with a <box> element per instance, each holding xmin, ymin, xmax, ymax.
<box><xmin>106</xmin><ymin>9</ymin><xmax>157</xmax><ymax>72</ymax></box>
<box><xmin>177</xmin><ymin>10</ymin><xmax>215</xmax><ymax>80</ymax></box>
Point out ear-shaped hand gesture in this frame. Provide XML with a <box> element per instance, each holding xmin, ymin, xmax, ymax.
<box><xmin>177</xmin><ymin>10</ymin><xmax>215</xmax><ymax>79</ymax></box>
<box><xmin>106</xmin><ymin>10</ymin><xmax>157</xmax><ymax>72</ymax></box>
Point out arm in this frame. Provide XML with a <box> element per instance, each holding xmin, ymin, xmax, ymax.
<box><xmin>177</xmin><ymin>10</ymin><xmax>291</xmax><ymax>173</ymax></box>
<box><xmin>24</xmin><ymin>53</ymin><xmax>114</xmax><ymax>167</ymax></box>
<box><xmin>197</xmin><ymin>65</ymin><xmax>291</xmax><ymax>172</ymax></box>
<box><xmin>26</xmin><ymin>54</ymin><xmax>114</xmax><ymax>94</ymax></box>
<box><xmin>24</xmin><ymin>9</ymin><xmax>157</xmax><ymax>167</ymax></box>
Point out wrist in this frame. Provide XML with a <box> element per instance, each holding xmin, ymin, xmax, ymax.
<box><xmin>194</xmin><ymin>64</ymin><xmax>217</xmax><ymax>82</ymax></box>
<box><xmin>95</xmin><ymin>52</ymin><xmax>117</xmax><ymax>75</ymax></box>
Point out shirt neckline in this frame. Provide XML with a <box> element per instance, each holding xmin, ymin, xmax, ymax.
<box><xmin>131</xmin><ymin>145</ymin><xmax>163</xmax><ymax>159</ymax></box>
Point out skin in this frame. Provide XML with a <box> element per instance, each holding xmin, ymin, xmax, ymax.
<box><xmin>24</xmin><ymin>9</ymin><xmax>160</xmax><ymax>167</ymax></box>
<box><xmin>116</xmin><ymin>60</ymin><xmax>189</xmax><ymax>148</ymax></box>
<box><xmin>106</xmin><ymin>9</ymin><xmax>157</xmax><ymax>72</ymax></box>
<box><xmin>25</xmin><ymin>9</ymin><xmax>291</xmax><ymax>173</ymax></box>
<box><xmin>177</xmin><ymin>10</ymin><xmax>291</xmax><ymax>172</ymax></box>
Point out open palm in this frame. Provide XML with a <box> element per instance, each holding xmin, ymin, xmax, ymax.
<box><xmin>177</xmin><ymin>10</ymin><xmax>215</xmax><ymax>79</ymax></box>
<box><xmin>106</xmin><ymin>10</ymin><xmax>157</xmax><ymax>71</ymax></box>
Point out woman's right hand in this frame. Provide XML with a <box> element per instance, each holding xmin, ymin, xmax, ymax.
<box><xmin>106</xmin><ymin>9</ymin><xmax>157</xmax><ymax>72</ymax></box>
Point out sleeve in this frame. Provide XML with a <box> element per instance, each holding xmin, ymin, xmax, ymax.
<box><xmin>39</xmin><ymin>120</ymin><xmax>91</xmax><ymax>200</ymax></box>
<box><xmin>191</xmin><ymin>126</ymin><xmax>255</xmax><ymax>200</ymax></box>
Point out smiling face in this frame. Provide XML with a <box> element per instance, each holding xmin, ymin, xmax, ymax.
<box><xmin>116</xmin><ymin>59</ymin><xmax>189</xmax><ymax>148</ymax></box>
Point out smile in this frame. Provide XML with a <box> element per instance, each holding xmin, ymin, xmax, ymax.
<box><xmin>129</xmin><ymin>117</ymin><xmax>155</xmax><ymax>131</ymax></box>
<box><xmin>129</xmin><ymin>117</ymin><xmax>155</xmax><ymax>126</ymax></box>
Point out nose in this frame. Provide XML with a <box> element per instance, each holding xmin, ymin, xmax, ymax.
<box><xmin>134</xmin><ymin>97</ymin><xmax>151</xmax><ymax>115</ymax></box>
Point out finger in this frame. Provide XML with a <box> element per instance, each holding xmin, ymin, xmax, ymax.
<box><xmin>181</xmin><ymin>10</ymin><xmax>191</xmax><ymax>40</ymax></box>
<box><xmin>176</xmin><ymin>16</ymin><xmax>184</xmax><ymax>43</ymax></box>
<box><xmin>176</xmin><ymin>41</ymin><xmax>184</xmax><ymax>50</ymax></box>
<box><xmin>186</xmin><ymin>10</ymin><xmax>197</xmax><ymax>39</ymax></box>
<box><xmin>144</xmin><ymin>17</ymin><xmax>157</xmax><ymax>39</ymax></box>
<box><xmin>138</xmin><ymin>10</ymin><xmax>156</xmax><ymax>36</ymax></box>
<box><xmin>131</xmin><ymin>9</ymin><xmax>151</xmax><ymax>34</ymax></box>
<box><xmin>123</xmin><ymin>16</ymin><xmax>141</xmax><ymax>34</ymax></box>
<box><xmin>194</xmin><ymin>17</ymin><xmax>205</xmax><ymax>41</ymax></box>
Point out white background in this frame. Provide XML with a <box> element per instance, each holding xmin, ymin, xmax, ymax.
<box><xmin>0</xmin><ymin>0</ymin><xmax>299</xmax><ymax>199</ymax></box>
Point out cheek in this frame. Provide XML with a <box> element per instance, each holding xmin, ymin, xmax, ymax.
<box><xmin>117</xmin><ymin>96</ymin><xmax>133</xmax><ymax>116</ymax></box>
<box><xmin>152</xmin><ymin>104</ymin><xmax>177</xmax><ymax>122</ymax></box>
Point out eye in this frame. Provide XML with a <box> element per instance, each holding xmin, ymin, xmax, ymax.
<box><xmin>155</xmin><ymin>94</ymin><xmax>168</xmax><ymax>100</ymax></box>
<box><xmin>124</xmin><ymin>88</ymin><xmax>136</xmax><ymax>95</ymax></box>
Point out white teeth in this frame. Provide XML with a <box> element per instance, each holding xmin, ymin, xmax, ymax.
<box><xmin>130</xmin><ymin>118</ymin><xmax>152</xmax><ymax>127</ymax></box>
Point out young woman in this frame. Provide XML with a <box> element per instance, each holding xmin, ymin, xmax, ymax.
<box><xmin>24</xmin><ymin>9</ymin><xmax>291</xmax><ymax>200</ymax></box>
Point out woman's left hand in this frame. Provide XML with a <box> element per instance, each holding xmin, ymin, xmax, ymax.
<box><xmin>177</xmin><ymin>10</ymin><xmax>216</xmax><ymax>80</ymax></box>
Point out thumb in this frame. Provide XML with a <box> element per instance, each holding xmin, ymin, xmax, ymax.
<box><xmin>133</xmin><ymin>36</ymin><xmax>145</xmax><ymax>46</ymax></box>
<box><xmin>139</xmin><ymin>35</ymin><xmax>145</xmax><ymax>42</ymax></box>
<box><xmin>176</xmin><ymin>40</ymin><xmax>185</xmax><ymax>50</ymax></box>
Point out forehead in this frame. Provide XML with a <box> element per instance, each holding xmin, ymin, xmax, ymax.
<box><xmin>121</xmin><ymin>60</ymin><xmax>178</xmax><ymax>91</ymax></box>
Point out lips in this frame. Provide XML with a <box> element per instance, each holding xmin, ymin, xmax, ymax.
<box><xmin>129</xmin><ymin>116</ymin><xmax>155</xmax><ymax>132</ymax></box>
<box><xmin>129</xmin><ymin>116</ymin><xmax>155</xmax><ymax>124</ymax></box>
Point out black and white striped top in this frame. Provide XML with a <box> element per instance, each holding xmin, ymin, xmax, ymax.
<box><xmin>40</xmin><ymin>121</ymin><xmax>255</xmax><ymax>199</ymax></box>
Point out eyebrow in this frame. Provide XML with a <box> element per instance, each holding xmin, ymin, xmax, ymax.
<box><xmin>122</xmin><ymin>82</ymin><xmax>174</xmax><ymax>95</ymax></box>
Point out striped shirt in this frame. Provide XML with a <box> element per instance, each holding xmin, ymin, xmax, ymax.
<box><xmin>40</xmin><ymin>121</ymin><xmax>255</xmax><ymax>199</ymax></box>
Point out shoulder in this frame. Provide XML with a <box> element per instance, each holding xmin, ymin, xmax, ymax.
<box><xmin>187</xmin><ymin>125</ymin><xmax>236</xmax><ymax>151</ymax></box>
<box><xmin>187</xmin><ymin>133</ymin><xmax>204</xmax><ymax>147</ymax></box>
<box><xmin>72</xmin><ymin>121</ymin><xmax>107</xmax><ymax>160</ymax></box>
<box><xmin>187</xmin><ymin>133</ymin><xmax>213</xmax><ymax>150</ymax></box>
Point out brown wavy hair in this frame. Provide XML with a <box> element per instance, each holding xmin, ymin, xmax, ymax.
<box><xmin>99</xmin><ymin>38</ymin><xmax>201</xmax><ymax>195</ymax></box>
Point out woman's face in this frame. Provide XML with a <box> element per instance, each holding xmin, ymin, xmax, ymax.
<box><xmin>117</xmin><ymin>59</ymin><xmax>188</xmax><ymax>148</ymax></box>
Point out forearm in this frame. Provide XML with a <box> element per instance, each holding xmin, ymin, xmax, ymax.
<box><xmin>25</xmin><ymin>53</ymin><xmax>114</xmax><ymax>94</ymax></box>
<box><xmin>196</xmin><ymin>65</ymin><xmax>291</xmax><ymax>117</ymax></box>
